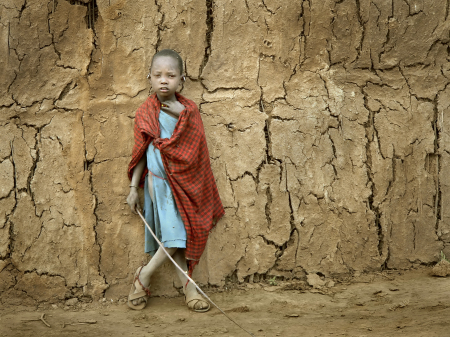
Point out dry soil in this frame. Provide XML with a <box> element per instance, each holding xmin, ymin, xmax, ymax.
<box><xmin>1</xmin><ymin>267</ymin><xmax>449</xmax><ymax>337</ymax></box>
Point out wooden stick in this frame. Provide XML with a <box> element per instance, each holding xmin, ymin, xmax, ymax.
<box><xmin>62</xmin><ymin>320</ymin><xmax>97</xmax><ymax>328</ymax></box>
<box><xmin>22</xmin><ymin>313</ymin><xmax>51</xmax><ymax>328</ymax></box>
<box><xmin>40</xmin><ymin>313</ymin><xmax>51</xmax><ymax>328</ymax></box>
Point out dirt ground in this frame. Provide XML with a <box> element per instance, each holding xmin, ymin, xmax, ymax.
<box><xmin>1</xmin><ymin>267</ymin><xmax>449</xmax><ymax>337</ymax></box>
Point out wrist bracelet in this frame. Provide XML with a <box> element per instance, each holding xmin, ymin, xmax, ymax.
<box><xmin>129</xmin><ymin>184</ymin><xmax>139</xmax><ymax>188</ymax></box>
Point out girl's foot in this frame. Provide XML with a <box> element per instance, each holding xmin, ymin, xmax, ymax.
<box><xmin>184</xmin><ymin>283</ymin><xmax>210</xmax><ymax>312</ymax></box>
<box><xmin>127</xmin><ymin>266</ymin><xmax>151</xmax><ymax>310</ymax></box>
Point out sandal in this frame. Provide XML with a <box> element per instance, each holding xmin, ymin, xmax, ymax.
<box><xmin>127</xmin><ymin>266</ymin><xmax>151</xmax><ymax>310</ymax></box>
<box><xmin>184</xmin><ymin>285</ymin><xmax>210</xmax><ymax>313</ymax></box>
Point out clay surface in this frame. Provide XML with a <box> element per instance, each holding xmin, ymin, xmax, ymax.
<box><xmin>1</xmin><ymin>268</ymin><xmax>450</xmax><ymax>337</ymax></box>
<box><xmin>0</xmin><ymin>0</ymin><xmax>449</xmax><ymax>304</ymax></box>
<box><xmin>431</xmin><ymin>259</ymin><xmax>450</xmax><ymax>277</ymax></box>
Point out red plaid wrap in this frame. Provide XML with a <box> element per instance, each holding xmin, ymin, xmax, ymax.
<box><xmin>128</xmin><ymin>93</ymin><xmax>225</xmax><ymax>272</ymax></box>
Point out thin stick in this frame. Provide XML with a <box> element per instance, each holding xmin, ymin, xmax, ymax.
<box><xmin>63</xmin><ymin>320</ymin><xmax>97</xmax><ymax>327</ymax></box>
<box><xmin>136</xmin><ymin>209</ymin><xmax>255</xmax><ymax>337</ymax></box>
<box><xmin>40</xmin><ymin>313</ymin><xmax>51</xmax><ymax>328</ymax></box>
<box><xmin>22</xmin><ymin>314</ymin><xmax>51</xmax><ymax>328</ymax></box>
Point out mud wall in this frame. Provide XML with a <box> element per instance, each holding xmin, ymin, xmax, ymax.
<box><xmin>0</xmin><ymin>0</ymin><xmax>449</xmax><ymax>303</ymax></box>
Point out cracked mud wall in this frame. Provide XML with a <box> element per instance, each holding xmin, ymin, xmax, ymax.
<box><xmin>1</xmin><ymin>0</ymin><xmax>449</xmax><ymax>303</ymax></box>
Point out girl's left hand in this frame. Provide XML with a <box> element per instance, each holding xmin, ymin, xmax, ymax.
<box><xmin>161</xmin><ymin>101</ymin><xmax>185</xmax><ymax>118</ymax></box>
<box><xmin>127</xmin><ymin>187</ymin><xmax>141</xmax><ymax>214</ymax></box>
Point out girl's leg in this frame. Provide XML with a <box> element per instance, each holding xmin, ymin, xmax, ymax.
<box><xmin>172</xmin><ymin>249</ymin><xmax>209</xmax><ymax>311</ymax></box>
<box><xmin>148</xmin><ymin>174</ymin><xmax>154</xmax><ymax>201</ymax></box>
<box><xmin>132</xmin><ymin>246</ymin><xmax>177</xmax><ymax>306</ymax></box>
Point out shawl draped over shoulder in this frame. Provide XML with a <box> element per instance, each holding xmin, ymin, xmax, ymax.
<box><xmin>128</xmin><ymin>93</ymin><xmax>225</xmax><ymax>273</ymax></box>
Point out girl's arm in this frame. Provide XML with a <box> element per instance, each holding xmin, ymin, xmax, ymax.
<box><xmin>127</xmin><ymin>155</ymin><xmax>146</xmax><ymax>214</ymax></box>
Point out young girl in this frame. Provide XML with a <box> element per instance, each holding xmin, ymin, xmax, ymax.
<box><xmin>126</xmin><ymin>49</ymin><xmax>224</xmax><ymax>311</ymax></box>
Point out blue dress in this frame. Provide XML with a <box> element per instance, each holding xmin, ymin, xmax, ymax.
<box><xmin>143</xmin><ymin>110</ymin><xmax>186</xmax><ymax>255</ymax></box>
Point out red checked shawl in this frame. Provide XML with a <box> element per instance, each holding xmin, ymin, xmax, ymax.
<box><xmin>128</xmin><ymin>93</ymin><xmax>225</xmax><ymax>272</ymax></box>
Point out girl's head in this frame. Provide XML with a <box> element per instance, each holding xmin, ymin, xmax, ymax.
<box><xmin>151</xmin><ymin>49</ymin><xmax>184</xmax><ymax>75</ymax></box>
<box><xmin>148</xmin><ymin>49</ymin><xmax>185</xmax><ymax>101</ymax></box>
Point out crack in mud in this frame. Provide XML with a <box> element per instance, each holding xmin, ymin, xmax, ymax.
<box><xmin>200</xmin><ymin>0</ymin><xmax>214</xmax><ymax>75</ymax></box>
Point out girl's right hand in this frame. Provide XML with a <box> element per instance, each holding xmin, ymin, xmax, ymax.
<box><xmin>161</xmin><ymin>100</ymin><xmax>185</xmax><ymax>118</ymax></box>
<box><xmin>127</xmin><ymin>187</ymin><xmax>141</xmax><ymax>214</ymax></box>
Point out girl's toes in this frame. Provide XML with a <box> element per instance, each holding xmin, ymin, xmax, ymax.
<box><xmin>195</xmin><ymin>300</ymin><xmax>207</xmax><ymax>310</ymax></box>
<box><xmin>186</xmin><ymin>296</ymin><xmax>210</xmax><ymax>312</ymax></box>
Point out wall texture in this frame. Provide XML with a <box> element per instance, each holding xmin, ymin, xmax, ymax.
<box><xmin>0</xmin><ymin>0</ymin><xmax>449</xmax><ymax>303</ymax></box>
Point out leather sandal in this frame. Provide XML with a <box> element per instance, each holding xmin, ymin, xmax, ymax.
<box><xmin>184</xmin><ymin>285</ymin><xmax>210</xmax><ymax>313</ymax></box>
<box><xmin>127</xmin><ymin>266</ymin><xmax>151</xmax><ymax>310</ymax></box>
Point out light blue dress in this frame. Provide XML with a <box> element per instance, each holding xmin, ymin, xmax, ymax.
<box><xmin>143</xmin><ymin>110</ymin><xmax>186</xmax><ymax>255</ymax></box>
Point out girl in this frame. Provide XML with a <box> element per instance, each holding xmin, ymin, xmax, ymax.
<box><xmin>126</xmin><ymin>49</ymin><xmax>224</xmax><ymax>311</ymax></box>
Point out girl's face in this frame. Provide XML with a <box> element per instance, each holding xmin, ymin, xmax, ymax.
<box><xmin>150</xmin><ymin>56</ymin><xmax>183</xmax><ymax>101</ymax></box>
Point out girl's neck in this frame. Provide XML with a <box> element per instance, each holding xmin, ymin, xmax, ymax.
<box><xmin>157</xmin><ymin>93</ymin><xmax>177</xmax><ymax>103</ymax></box>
